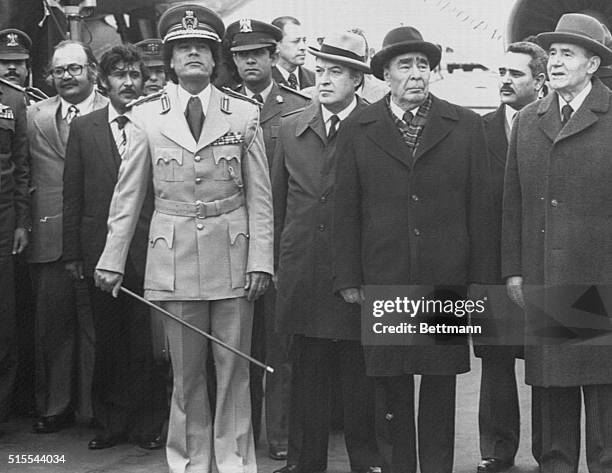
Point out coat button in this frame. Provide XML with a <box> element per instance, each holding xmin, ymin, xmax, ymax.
<box><xmin>413</xmin><ymin>228</ymin><xmax>421</xmax><ymax>236</ymax></box>
<box><xmin>195</xmin><ymin>177</ymin><xmax>202</xmax><ymax>184</ymax></box>
<box><xmin>541</xmin><ymin>229</ymin><xmax>545</xmax><ymax>233</ymax></box>
<box><xmin>318</xmin><ymin>224</ymin><xmax>325</xmax><ymax>231</ymax></box>
<box><xmin>411</xmin><ymin>194</ymin><xmax>419</xmax><ymax>202</ymax></box>
<box><xmin>320</xmin><ymin>196</ymin><xmax>327</xmax><ymax>203</ymax></box>
<box><xmin>551</xmin><ymin>199</ymin><xmax>558</xmax><ymax>207</ymax></box>
<box><xmin>196</xmin><ymin>223</ymin><xmax>204</xmax><ymax>230</ymax></box>
<box><xmin>194</xmin><ymin>155</ymin><xmax>201</xmax><ymax>162</ymax></box>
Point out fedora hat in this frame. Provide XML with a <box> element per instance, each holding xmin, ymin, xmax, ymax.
<box><xmin>370</xmin><ymin>26</ymin><xmax>441</xmax><ymax>80</ymax></box>
<box><xmin>308</xmin><ymin>31</ymin><xmax>371</xmax><ymax>73</ymax></box>
<box><xmin>537</xmin><ymin>13</ymin><xmax>612</xmax><ymax>66</ymax></box>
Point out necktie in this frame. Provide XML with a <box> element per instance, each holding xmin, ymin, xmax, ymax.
<box><xmin>403</xmin><ymin>110</ymin><xmax>414</xmax><ymax>126</ymax></box>
<box><xmin>327</xmin><ymin>114</ymin><xmax>340</xmax><ymax>140</ymax></box>
<box><xmin>287</xmin><ymin>72</ymin><xmax>298</xmax><ymax>90</ymax></box>
<box><xmin>252</xmin><ymin>93</ymin><xmax>264</xmax><ymax>105</ymax></box>
<box><xmin>66</xmin><ymin>104</ymin><xmax>79</xmax><ymax>124</ymax></box>
<box><xmin>115</xmin><ymin>115</ymin><xmax>128</xmax><ymax>157</ymax></box>
<box><xmin>186</xmin><ymin>96</ymin><xmax>204</xmax><ymax>140</ymax></box>
<box><xmin>561</xmin><ymin>103</ymin><xmax>573</xmax><ymax>126</ymax></box>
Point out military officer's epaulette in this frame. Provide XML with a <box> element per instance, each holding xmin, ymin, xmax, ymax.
<box><xmin>221</xmin><ymin>87</ymin><xmax>262</xmax><ymax>108</ymax></box>
<box><xmin>281</xmin><ymin>106</ymin><xmax>306</xmax><ymax>118</ymax></box>
<box><xmin>25</xmin><ymin>86</ymin><xmax>48</xmax><ymax>102</ymax></box>
<box><xmin>126</xmin><ymin>89</ymin><xmax>170</xmax><ymax>113</ymax></box>
<box><xmin>278</xmin><ymin>83</ymin><xmax>312</xmax><ymax>100</ymax></box>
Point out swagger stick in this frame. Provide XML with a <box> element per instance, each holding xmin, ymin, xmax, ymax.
<box><xmin>120</xmin><ymin>286</ymin><xmax>274</xmax><ymax>373</ymax></box>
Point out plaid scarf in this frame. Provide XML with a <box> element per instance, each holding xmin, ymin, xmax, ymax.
<box><xmin>387</xmin><ymin>93</ymin><xmax>432</xmax><ymax>156</ymax></box>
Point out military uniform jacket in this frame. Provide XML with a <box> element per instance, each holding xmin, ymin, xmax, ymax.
<box><xmin>96</xmin><ymin>83</ymin><xmax>274</xmax><ymax>301</ymax></box>
<box><xmin>0</xmin><ymin>82</ymin><xmax>29</xmax><ymax>256</ymax></box>
<box><xmin>27</xmin><ymin>92</ymin><xmax>108</xmax><ymax>263</ymax></box>
<box><xmin>502</xmin><ymin>78</ymin><xmax>612</xmax><ymax>386</ymax></box>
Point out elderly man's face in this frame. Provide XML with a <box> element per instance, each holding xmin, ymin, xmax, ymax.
<box><xmin>384</xmin><ymin>52</ymin><xmax>430</xmax><ymax>109</ymax></box>
<box><xmin>547</xmin><ymin>42</ymin><xmax>600</xmax><ymax>100</ymax></box>
<box><xmin>498</xmin><ymin>51</ymin><xmax>544</xmax><ymax>111</ymax></box>
<box><xmin>278</xmin><ymin>23</ymin><xmax>307</xmax><ymax>69</ymax></box>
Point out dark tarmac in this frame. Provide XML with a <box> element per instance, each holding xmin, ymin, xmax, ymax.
<box><xmin>0</xmin><ymin>355</ymin><xmax>589</xmax><ymax>473</ymax></box>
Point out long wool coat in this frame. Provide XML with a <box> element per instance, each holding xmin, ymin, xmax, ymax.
<box><xmin>332</xmin><ymin>94</ymin><xmax>497</xmax><ymax>376</ymax></box>
<box><xmin>502</xmin><ymin>78</ymin><xmax>612</xmax><ymax>387</ymax></box>
<box><xmin>272</xmin><ymin>98</ymin><xmax>367</xmax><ymax>340</ymax></box>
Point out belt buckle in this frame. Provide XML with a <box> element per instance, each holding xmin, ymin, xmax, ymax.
<box><xmin>195</xmin><ymin>200</ymin><xmax>207</xmax><ymax>219</ymax></box>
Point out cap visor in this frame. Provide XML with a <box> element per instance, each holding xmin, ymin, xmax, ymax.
<box><xmin>230</xmin><ymin>43</ymin><xmax>275</xmax><ymax>52</ymax></box>
<box><xmin>0</xmin><ymin>52</ymin><xmax>28</xmax><ymax>60</ymax></box>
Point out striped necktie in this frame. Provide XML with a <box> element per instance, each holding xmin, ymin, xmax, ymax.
<box><xmin>114</xmin><ymin>115</ymin><xmax>128</xmax><ymax>157</ymax></box>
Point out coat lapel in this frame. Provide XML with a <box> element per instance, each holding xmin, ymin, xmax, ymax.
<box><xmin>32</xmin><ymin>96</ymin><xmax>65</xmax><ymax>158</ymax></box>
<box><xmin>91</xmin><ymin>106</ymin><xmax>120</xmax><ymax>183</ymax></box>
<box><xmin>261</xmin><ymin>82</ymin><xmax>283</xmax><ymax>124</ymax></box>
<box><xmin>361</xmin><ymin>99</ymin><xmax>413</xmax><ymax>168</ymax></box>
<box><xmin>295</xmin><ymin>101</ymin><xmax>326</xmax><ymax>144</ymax></box>
<box><xmin>199</xmin><ymin>87</ymin><xmax>230</xmax><ymax>149</ymax></box>
<box><xmin>555</xmin><ymin>79</ymin><xmax>609</xmax><ymax>143</ymax></box>
<box><xmin>413</xmin><ymin>96</ymin><xmax>458</xmax><ymax>162</ymax></box>
<box><xmin>537</xmin><ymin>92</ymin><xmax>562</xmax><ymax>142</ymax></box>
<box><xmin>159</xmin><ymin>84</ymin><xmax>197</xmax><ymax>153</ymax></box>
<box><xmin>485</xmin><ymin>105</ymin><xmax>509</xmax><ymax>166</ymax></box>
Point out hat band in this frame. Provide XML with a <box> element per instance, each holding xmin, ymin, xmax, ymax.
<box><xmin>319</xmin><ymin>44</ymin><xmax>364</xmax><ymax>62</ymax></box>
<box><xmin>552</xmin><ymin>27</ymin><xmax>604</xmax><ymax>42</ymax></box>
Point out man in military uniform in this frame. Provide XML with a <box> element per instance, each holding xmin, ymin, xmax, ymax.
<box><xmin>224</xmin><ymin>17</ymin><xmax>309</xmax><ymax>461</ymax></box>
<box><xmin>0</xmin><ymin>29</ymin><xmax>46</xmax><ymax>102</ymax></box>
<box><xmin>135</xmin><ymin>38</ymin><xmax>167</xmax><ymax>95</ymax></box>
<box><xmin>95</xmin><ymin>5</ymin><xmax>273</xmax><ymax>473</ymax></box>
<box><xmin>0</xmin><ymin>71</ymin><xmax>29</xmax><ymax>433</ymax></box>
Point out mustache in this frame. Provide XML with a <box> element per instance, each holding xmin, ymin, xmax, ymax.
<box><xmin>500</xmin><ymin>85</ymin><xmax>515</xmax><ymax>93</ymax></box>
<box><xmin>4</xmin><ymin>71</ymin><xmax>19</xmax><ymax>77</ymax></box>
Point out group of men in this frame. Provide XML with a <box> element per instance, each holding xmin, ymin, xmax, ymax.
<box><xmin>2</xmin><ymin>3</ymin><xmax>612</xmax><ymax>473</ymax></box>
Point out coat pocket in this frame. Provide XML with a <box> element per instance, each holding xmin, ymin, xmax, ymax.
<box><xmin>144</xmin><ymin>213</ymin><xmax>175</xmax><ymax>291</ymax></box>
<box><xmin>227</xmin><ymin>211</ymin><xmax>249</xmax><ymax>289</ymax></box>
<box><xmin>0</xmin><ymin>117</ymin><xmax>15</xmax><ymax>154</ymax></box>
<box><xmin>154</xmin><ymin>147</ymin><xmax>184</xmax><ymax>182</ymax></box>
<box><xmin>212</xmin><ymin>145</ymin><xmax>243</xmax><ymax>186</ymax></box>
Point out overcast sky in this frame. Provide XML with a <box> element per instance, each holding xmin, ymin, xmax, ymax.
<box><xmin>224</xmin><ymin>0</ymin><xmax>519</xmax><ymax>67</ymax></box>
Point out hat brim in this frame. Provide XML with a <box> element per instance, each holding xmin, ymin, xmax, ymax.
<box><xmin>370</xmin><ymin>41</ymin><xmax>441</xmax><ymax>80</ymax></box>
<box><xmin>308</xmin><ymin>47</ymin><xmax>371</xmax><ymax>74</ymax></box>
<box><xmin>230</xmin><ymin>43</ymin><xmax>276</xmax><ymax>52</ymax></box>
<box><xmin>537</xmin><ymin>31</ymin><xmax>612</xmax><ymax>66</ymax></box>
<box><xmin>0</xmin><ymin>52</ymin><xmax>29</xmax><ymax>60</ymax></box>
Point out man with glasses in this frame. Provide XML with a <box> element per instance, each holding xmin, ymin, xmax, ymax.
<box><xmin>27</xmin><ymin>40</ymin><xmax>107</xmax><ymax>434</ymax></box>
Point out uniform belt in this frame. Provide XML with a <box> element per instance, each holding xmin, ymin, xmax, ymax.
<box><xmin>154</xmin><ymin>192</ymin><xmax>244</xmax><ymax>219</ymax></box>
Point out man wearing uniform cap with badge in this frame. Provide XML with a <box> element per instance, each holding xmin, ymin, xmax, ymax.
<box><xmin>271</xmin><ymin>30</ymin><xmax>381</xmax><ymax>473</ymax></box>
<box><xmin>503</xmin><ymin>13</ymin><xmax>612</xmax><ymax>473</ymax></box>
<box><xmin>135</xmin><ymin>38</ymin><xmax>167</xmax><ymax>95</ymax></box>
<box><xmin>94</xmin><ymin>4</ymin><xmax>273</xmax><ymax>473</ymax></box>
<box><xmin>224</xmin><ymin>17</ymin><xmax>309</xmax><ymax>462</ymax></box>
<box><xmin>0</xmin><ymin>57</ymin><xmax>29</xmax><ymax>436</ymax></box>
<box><xmin>0</xmin><ymin>29</ymin><xmax>47</xmax><ymax>103</ymax></box>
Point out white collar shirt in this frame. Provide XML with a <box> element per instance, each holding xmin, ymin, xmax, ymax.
<box><xmin>557</xmin><ymin>80</ymin><xmax>592</xmax><ymax>120</ymax></box>
<box><xmin>321</xmin><ymin>96</ymin><xmax>357</xmax><ymax>135</ymax></box>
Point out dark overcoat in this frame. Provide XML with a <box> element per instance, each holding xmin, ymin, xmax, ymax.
<box><xmin>62</xmin><ymin>105</ymin><xmax>152</xmax><ymax>278</ymax></box>
<box><xmin>273</xmin><ymin>98</ymin><xmax>368</xmax><ymax>340</ymax></box>
<box><xmin>473</xmin><ymin>105</ymin><xmax>524</xmax><ymax>359</ymax></box>
<box><xmin>502</xmin><ymin>78</ymin><xmax>612</xmax><ymax>387</ymax></box>
<box><xmin>332</xmin><ymin>94</ymin><xmax>497</xmax><ymax>375</ymax></box>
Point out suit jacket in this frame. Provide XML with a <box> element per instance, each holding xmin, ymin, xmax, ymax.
<box><xmin>502</xmin><ymin>78</ymin><xmax>612</xmax><ymax>386</ymax></box>
<box><xmin>273</xmin><ymin>98</ymin><xmax>367</xmax><ymax>340</ymax></box>
<box><xmin>63</xmin><ymin>105</ymin><xmax>153</xmax><ymax>278</ymax></box>
<box><xmin>0</xmin><ymin>81</ymin><xmax>29</xmax><ymax>256</ymax></box>
<box><xmin>96</xmin><ymin>83</ymin><xmax>273</xmax><ymax>301</ymax></box>
<box><xmin>272</xmin><ymin>65</ymin><xmax>315</xmax><ymax>90</ymax></box>
<box><xmin>473</xmin><ymin>105</ymin><xmax>523</xmax><ymax>359</ymax></box>
<box><xmin>332</xmin><ymin>94</ymin><xmax>496</xmax><ymax>375</ymax></box>
<box><xmin>27</xmin><ymin>92</ymin><xmax>108</xmax><ymax>263</ymax></box>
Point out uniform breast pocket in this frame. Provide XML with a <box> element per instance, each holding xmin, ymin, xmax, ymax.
<box><xmin>212</xmin><ymin>145</ymin><xmax>243</xmax><ymax>187</ymax></box>
<box><xmin>144</xmin><ymin>213</ymin><xmax>175</xmax><ymax>292</ymax></box>
<box><xmin>0</xmin><ymin>118</ymin><xmax>15</xmax><ymax>154</ymax></box>
<box><xmin>154</xmin><ymin>147</ymin><xmax>184</xmax><ymax>182</ymax></box>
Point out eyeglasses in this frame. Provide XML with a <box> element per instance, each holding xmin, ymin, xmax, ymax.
<box><xmin>50</xmin><ymin>63</ymin><xmax>88</xmax><ymax>79</ymax></box>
